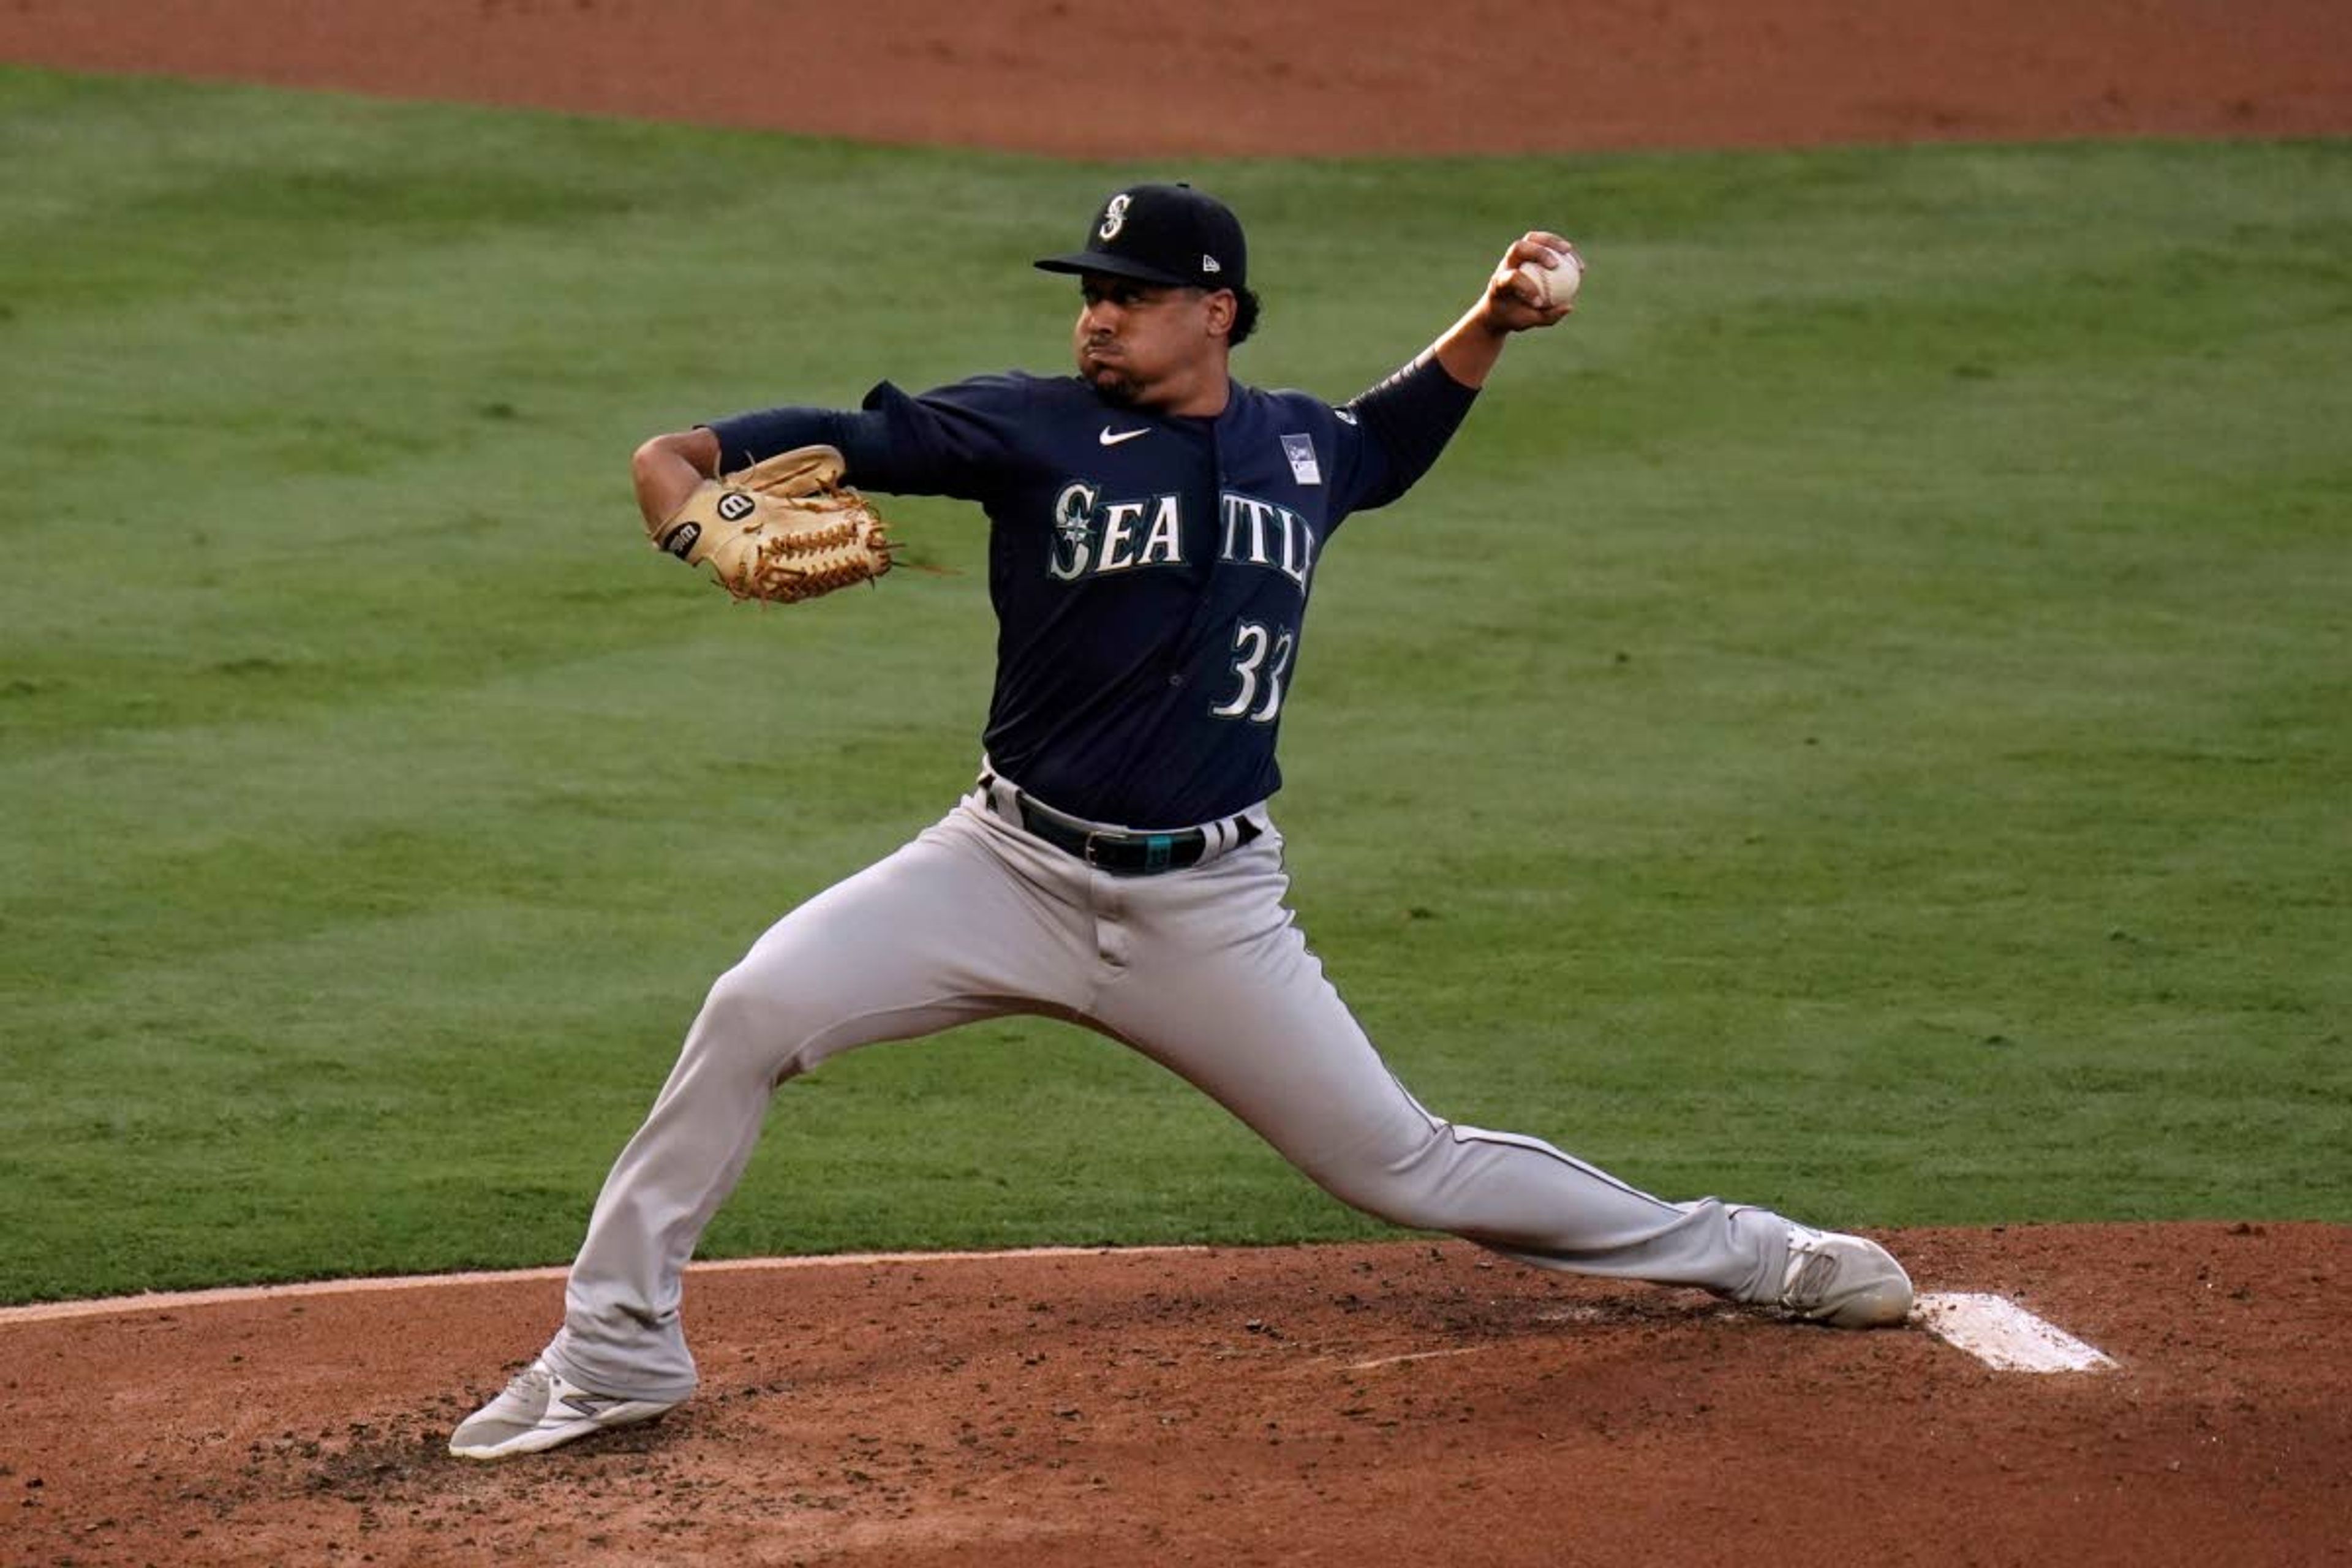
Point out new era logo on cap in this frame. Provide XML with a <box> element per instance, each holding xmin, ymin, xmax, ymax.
<box><xmin>1035</xmin><ymin>183</ymin><xmax>1248</xmax><ymax>293</ymax></box>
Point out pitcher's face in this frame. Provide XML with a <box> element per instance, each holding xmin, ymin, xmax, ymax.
<box><xmin>1072</xmin><ymin>275</ymin><xmax>1234</xmax><ymax>409</ymax></box>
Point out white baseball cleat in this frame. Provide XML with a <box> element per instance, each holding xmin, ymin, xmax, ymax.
<box><xmin>448</xmin><ymin>1357</ymin><xmax>681</xmax><ymax>1460</ymax></box>
<box><xmin>1770</xmin><ymin>1223</ymin><xmax>1915</xmax><ymax>1328</ymax></box>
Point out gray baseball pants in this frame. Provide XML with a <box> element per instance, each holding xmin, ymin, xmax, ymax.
<box><xmin>548</xmin><ymin>778</ymin><xmax>1793</xmax><ymax>1401</ymax></box>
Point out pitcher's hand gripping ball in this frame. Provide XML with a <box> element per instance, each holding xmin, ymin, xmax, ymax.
<box><xmin>1515</xmin><ymin>247</ymin><xmax>1582</xmax><ymax>310</ymax></box>
<box><xmin>651</xmin><ymin>444</ymin><xmax>896</xmax><ymax>604</ymax></box>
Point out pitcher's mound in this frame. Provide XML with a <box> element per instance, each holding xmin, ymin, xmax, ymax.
<box><xmin>5</xmin><ymin>1224</ymin><xmax>2346</xmax><ymax>1566</ymax></box>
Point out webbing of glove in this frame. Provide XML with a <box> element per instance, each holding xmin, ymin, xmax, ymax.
<box><xmin>732</xmin><ymin>495</ymin><xmax>895</xmax><ymax>605</ymax></box>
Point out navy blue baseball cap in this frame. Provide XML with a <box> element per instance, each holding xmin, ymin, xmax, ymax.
<box><xmin>1035</xmin><ymin>183</ymin><xmax>1248</xmax><ymax>293</ymax></box>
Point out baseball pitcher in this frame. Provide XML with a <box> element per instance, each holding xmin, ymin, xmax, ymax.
<box><xmin>451</xmin><ymin>183</ymin><xmax>1912</xmax><ymax>1460</ymax></box>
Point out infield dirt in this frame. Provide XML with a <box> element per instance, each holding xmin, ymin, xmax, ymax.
<box><xmin>2</xmin><ymin>4</ymin><xmax>2348</xmax><ymax>1564</ymax></box>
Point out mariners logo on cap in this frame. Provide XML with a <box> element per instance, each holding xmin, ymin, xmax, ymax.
<box><xmin>1098</xmin><ymin>193</ymin><xmax>1131</xmax><ymax>243</ymax></box>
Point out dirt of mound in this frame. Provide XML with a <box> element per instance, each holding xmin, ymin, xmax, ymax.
<box><xmin>2</xmin><ymin>0</ymin><xmax>2346</xmax><ymax>156</ymax></box>
<box><xmin>4</xmin><ymin>1226</ymin><xmax>2348</xmax><ymax>1567</ymax></box>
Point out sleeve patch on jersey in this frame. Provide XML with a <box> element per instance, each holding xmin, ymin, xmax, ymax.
<box><xmin>1280</xmin><ymin>433</ymin><xmax>1322</xmax><ymax>486</ymax></box>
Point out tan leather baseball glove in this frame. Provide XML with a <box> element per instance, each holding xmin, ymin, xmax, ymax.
<box><xmin>649</xmin><ymin>445</ymin><xmax>895</xmax><ymax>604</ymax></box>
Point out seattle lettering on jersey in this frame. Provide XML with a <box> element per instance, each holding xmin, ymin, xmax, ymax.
<box><xmin>1049</xmin><ymin>481</ymin><xmax>1319</xmax><ymax>589</ymax></box>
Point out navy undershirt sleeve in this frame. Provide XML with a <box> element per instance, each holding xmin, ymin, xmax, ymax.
<box><xmin>1341</xmin><ymin>353</ymin><xmax>1480</xmax><ymax>511</ymax></box>
<box><xmin>703</xmin><ymin>377</ymin><xmax>1031</xmax><ymax>502</ymax></box>
<box><xmin>704</xmin><ymin>406</ymin><xmax>891</xmax><ymax>480</ymax></box>
<box><xmin>706</xmin><ymin>404</ymin><xmax>884</xmax><ymax>472</ymax></box>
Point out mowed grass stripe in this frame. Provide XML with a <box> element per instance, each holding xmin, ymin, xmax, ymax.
<box><xmin>2</xmin><ymin>70</ymin><xmax>2345</xmax><ymax>1300</ymax></box>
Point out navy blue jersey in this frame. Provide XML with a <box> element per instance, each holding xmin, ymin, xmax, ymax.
<box><xmin>709</xmin><ymin>367</ymin><xmax>1472</xmax><ymax>827</ymax></box>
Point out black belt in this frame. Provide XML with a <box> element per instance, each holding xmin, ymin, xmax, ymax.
<box><xmin>981</xmin><ymin>774</ymin><xmax>1259</xmax><ymax>875</ymax></box>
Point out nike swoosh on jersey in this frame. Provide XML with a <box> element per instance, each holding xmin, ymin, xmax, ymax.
<box><xmin>1099</xmin><ymin>426</ymin><xmax>1152</xmax><ymax>447</ymax></box>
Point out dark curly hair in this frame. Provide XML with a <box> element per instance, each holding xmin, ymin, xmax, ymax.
<box><xmin>1227</xmin><ymin>286</ymin><xmax>1262</xmax><ymax>348</ymax></box>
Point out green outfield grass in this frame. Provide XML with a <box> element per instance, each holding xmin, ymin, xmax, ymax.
<box><xmin>2</xmin><ymin>69</ymin><xmax>2346</xmax><ymax>1303</ymax></box>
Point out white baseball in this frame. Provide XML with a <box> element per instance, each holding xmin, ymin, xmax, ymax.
<box><xmin>1517</xmin><ymin>249</ymin><xmax>1583</xmax><ymax>310</ymax></box>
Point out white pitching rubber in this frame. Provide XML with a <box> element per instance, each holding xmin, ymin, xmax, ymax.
<box><xmin>1915</xmin><ymin>1292</ymin><xmax>2117</xmax><ymax>1373</ymax></box>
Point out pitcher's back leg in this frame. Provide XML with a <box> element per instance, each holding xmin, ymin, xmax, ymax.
<box><xmin>551</xmin><ymin>802</ymin><xmax>1093</xmax><ymax>1400</ymax></box>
